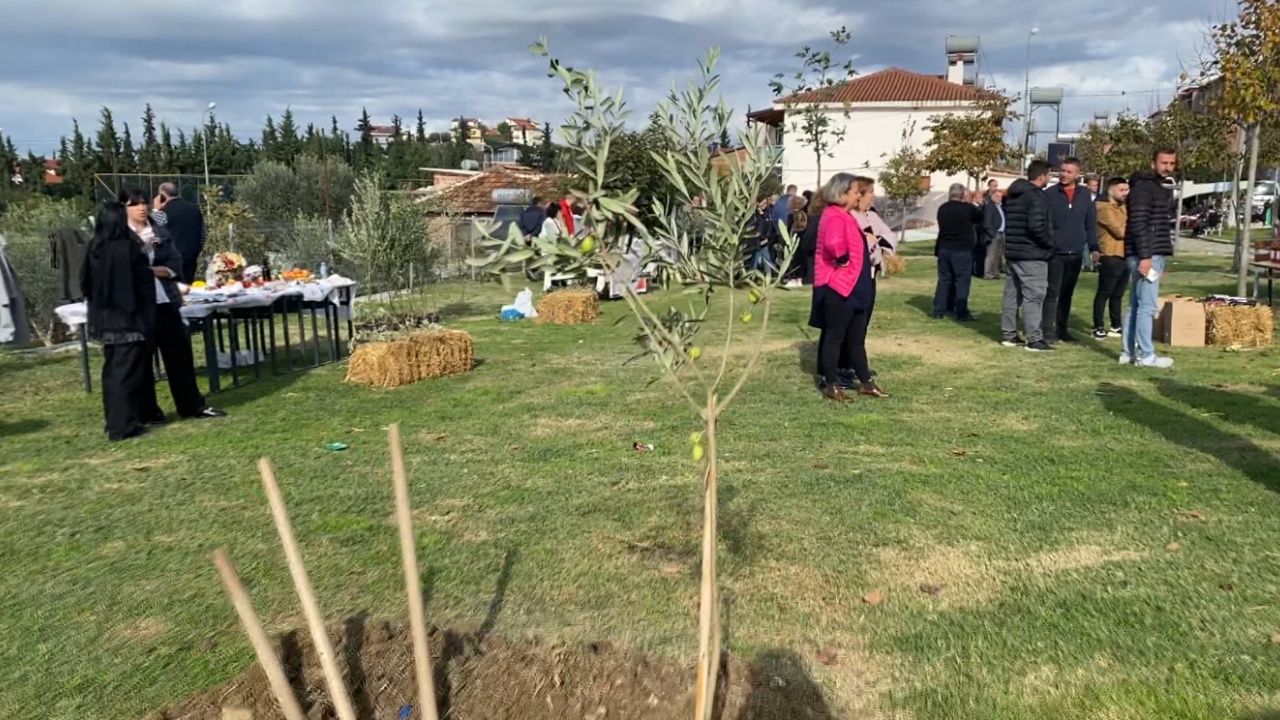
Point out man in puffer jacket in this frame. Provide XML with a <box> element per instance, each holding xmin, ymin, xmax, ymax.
<box><xmin>1120</xmin><ymin>148</ymin><xmax>1178</xmax><ymax>368</ymax></box>
<box><xmin>1000</xmin><ymin>159</ymin><xmax>1055</xmax><ymax>352</ymax></box>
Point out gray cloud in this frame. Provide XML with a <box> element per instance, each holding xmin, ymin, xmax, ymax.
<box><xmin>0</xmin><ymin>0</ymin><xmax>1232</xmax><ymax>154</ymax></box>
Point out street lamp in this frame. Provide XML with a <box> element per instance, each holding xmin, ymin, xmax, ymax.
<box><xmin>1022</xmin><ymin>27</ymin><xmax>1040</xmax><ymax>162</ymax></box>
<box><xmin>202</xmin><ymin>101</ymin><xmax>216</xmax><ymax>189</ymax></box>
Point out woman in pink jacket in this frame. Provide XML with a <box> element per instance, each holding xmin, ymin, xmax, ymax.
<box><xmin>814</xmin><ymin>173</ymin><xmax>890</xmax><ymax>402</ymax></box>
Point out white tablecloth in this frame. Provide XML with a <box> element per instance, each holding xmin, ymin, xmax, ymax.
<box><xmin>56</xmin><ymin>276</ymin><xmax>357</xmax><ymax>330</ymax></box>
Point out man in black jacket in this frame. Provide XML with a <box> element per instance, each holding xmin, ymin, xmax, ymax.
<box><xmin>1120</xmin><ymin>148</ymin><xmax>1178</xmax><ymax>369</ymax></box>
<box><xmin>154</xmin><ymin>182</ymin><xmax>206</xmax><ymax>283</ymax></box>
<box><xmin>1000</xmin><ymin>160</ymin><xmax>1055</xmax><ymax>352</ymax></box>
<box><xmin>932</xmin><ymin>183</ymin><xmax>984</xmax><ymax>320</ymax></box>
<box><xmin>1042</xmin><ymin>158</ymin><xmax>1099</xmax><ymax>343</ymax></box>
<box><xmin>518</xmin><ymin>196</ymin><xmax>547</xmax><ymax>240</ymax></box>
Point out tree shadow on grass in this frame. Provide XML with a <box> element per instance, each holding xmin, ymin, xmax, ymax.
<box><xmin>0</xmin><ymin>418</ymin><xmax>50</xmax><ymax>438</ymax></box>
<box><xmin>730</xmin><ymin>648</ymin><xmax>835</xmax><ymax>720</ymax></box>
<box><xmin>905</xmin><ymin>295</ymin><xmax>1004</xmax><ymax>343</ymax></box>
<box><xmin>1098</xmin><ymin>382</ymin><xmax>1280</xmax><ymax>496</ymax></box>
<box><xmin>1154</xmin><ymin>378</ymin><xmax>1280</xmax><ymax>438</ymax></box>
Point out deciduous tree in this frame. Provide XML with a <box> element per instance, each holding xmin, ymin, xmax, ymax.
<box><xmin>922</xmin><ymin>94</ymin><xmax>1017</xmax><ymax>189</ymax></box>
<box><xmin>1202</xmin><ymin>0</ymin><xmax>1280</xmax><ymax>292</ymax></box>
<box><xmin>769</xmin><ymin>27</ymin><xmax>857</xmax><ymax>187</ymax></box>
<box><xmin>878</xmin><ymin>125</ymin><xmax>929</xmax><ymax>240</ymax></box>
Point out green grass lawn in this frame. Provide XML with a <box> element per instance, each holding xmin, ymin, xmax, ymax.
<box><xmin>3</xmin><ymin>250</ymin><xmax>1280</xmax><ymax>719</ymax></box>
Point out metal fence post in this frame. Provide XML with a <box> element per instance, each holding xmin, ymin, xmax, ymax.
<box><xmin>229</xmin><ymin>223</ymin><xmax>235</xmax><ymax>253</ymax></box>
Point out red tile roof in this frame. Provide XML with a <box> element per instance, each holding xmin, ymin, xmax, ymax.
<box><xmin>418</xmin><ymin>165</ymin><xmax>562</xmax><ymax>215</ymax></box>
<box><xmin>781</xmin><ymin>68</ymin><xmax>992</xmax><ymax>105</ymax></box>
<box><xmin>507</xmin><ymin>117</ymin><xmax>539</xmax><ymax>130</ymax></box>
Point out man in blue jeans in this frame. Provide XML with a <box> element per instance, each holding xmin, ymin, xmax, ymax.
<box><xmin>932</xmin><ymin>183</ymin><xmax>984</xmax><ymax>321</ymax></box>
<box><xmin>1121</xmin><ymin>148</ymin><xmax>1178</xmax><ymax>368</ymax></box>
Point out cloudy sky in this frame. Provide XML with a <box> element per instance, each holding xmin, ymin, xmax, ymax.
<box><xmin>0</xmin><ymin>0</ymin><xmax>1239</xmax><ymax>155</ymax></box>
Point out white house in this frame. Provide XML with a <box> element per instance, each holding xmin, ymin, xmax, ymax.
<box><xmin>748</xmin><ymin>44</ymin><xmax>1001</xmax><ymax>224</ymax></box>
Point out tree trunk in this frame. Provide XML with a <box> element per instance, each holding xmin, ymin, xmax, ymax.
<box><xmin>1230</xmin><ymin>132</ymin><xmax>1246</xmax><ymax>273</ymax></box>
<box><xmin>1237</xmin><ymin>123</ymin><xmax>1261</xmax><ymax>297</ymax></box>
<box><xmin>815</xmin><ymin>153</ymin><xmax>822</xmax><ymax>191</ymax></box>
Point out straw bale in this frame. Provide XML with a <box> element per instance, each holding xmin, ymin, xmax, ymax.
<box><xmin>345</xmin><ymin>340</ymin><xmax>420</xmax><ymax>388</ymax></box>
<box><xmin>536</xmin><ymin>288</ymin><xmax>600</xmax><ymax>325</ymax></box>
<box><xmin>1206</xmin><ymin>304</ymin><xmax>1275</xmax><ymax>348</ymax></box>
<box><xmin>407</xmin><ymin>330</ymin><xmax>474</xmax><ymax>379</ymax></box>
<box><xmin>882</xmin><ymin>253</ymin><xmax>907</xmax><ymax>276</ymax></box>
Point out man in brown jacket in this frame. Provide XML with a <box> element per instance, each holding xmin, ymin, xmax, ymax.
<box><xmin>1092</xmin><ymin>176</ymin><xmax>1129</xmax><ymax>338</ymax></box>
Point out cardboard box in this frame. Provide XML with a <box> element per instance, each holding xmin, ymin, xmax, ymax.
<box><xmin>1158</xmin><ymin>296</ymin><xmax>1206</xmax><ymax>347</ymax></box>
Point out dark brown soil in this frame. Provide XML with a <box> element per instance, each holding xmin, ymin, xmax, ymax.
<box><xmin>150</xmin><ymin>618</ymin><xmax>834</xmax><ymax>720</ymax></box>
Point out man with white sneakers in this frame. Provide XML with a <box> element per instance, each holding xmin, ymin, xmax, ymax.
<box><xmin>1120</xmin><ymin>148</ymin><xmax>1178</xmax><ymax>368</ymax></box>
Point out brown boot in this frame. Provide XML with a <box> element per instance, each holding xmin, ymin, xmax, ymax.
<box><xmin>823</xmin><ymin>387</ymin><xmax>854</xmax><ymax>403</ymax></box>
<box><xmin>858</xmin><ymin>382</ymin><xmax>891</xmax><ymax>398</ymax></box>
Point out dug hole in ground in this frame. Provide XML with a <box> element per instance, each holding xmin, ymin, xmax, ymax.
<box><xmin>150</xmin><ymin>619</ymin><xmax>834</xmax><ymax>720</ymax></box>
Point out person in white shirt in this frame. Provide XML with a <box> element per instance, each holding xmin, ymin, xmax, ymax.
<box><xmin>540</xmin><ymin>202</ymin><xmax>566</xmax><ymax>238</ymax></box>
<box><xmin>122</xmin><ymin>188</ymin><xmax>224</xmax><ymax>423</ymax></box>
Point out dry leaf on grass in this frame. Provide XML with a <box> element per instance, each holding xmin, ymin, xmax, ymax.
<box><xmin>948</xmin><ymin>449</ymin><xmax>969</xmax><ymax>458</ymax></box>
<box><xmin>863</xmin><ymin>590</ymin><xmax>885</xmax><ymax>606</ymax></box>
<box><xmin>1178</xmin><ymin>511</ymin><xmax>1206</xmax><ymax>521</ymax></box>
<box><xmin>815</xmin><ymin>647</ymin><xmax>839</xmax><ymax>666</ymax></box>
<box><xmin>1166</xmin><ymin>542</ymin><xmax>1181</xmax><ymax>552</ymax></box>
<box><xmin>919</xmin><ymin>583</ymin><xmax>944</xmax><ymax>596</ymax></box>
<box><xmin>1221</xmin><ymin>583</ymin><xmax>1235</xmax><ymax>592</ymax></box>
<box><xmin>1269</xmin><ymin>633</ymin><xmax>1280</xmax><ymax>645</ymax></box>
<box><xmin>812</xmin><ymin>460</ymin><xmax>828</xmax><ymax>470</ymax></box>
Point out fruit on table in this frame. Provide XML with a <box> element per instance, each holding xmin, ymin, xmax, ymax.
<box><xmin>280</xmin><ymin>268</ymin><xmax>315</xmax><ymax>281</ymax></box>
<box><xmin>191</xmin><ymin>281</ymin><xmax>207</xmax><ymax>288</ymax></box>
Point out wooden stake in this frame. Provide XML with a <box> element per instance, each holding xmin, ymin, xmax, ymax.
<box><xmin>693</xmin><ymin>397</ymin><xmax>720</xmax><ymax>720</ymax></box>
<box><xmin>259</xmin><ymin>458</ymin><xmax>358</xmax><ymax>720</ymax></box>
<box><xmin>212</xmin><ymin>548</ymin><xmax>307</xmax><ymax>720</ymax></box>
<box><xmin>389</xmin><ymin>424</ymin><xmax>440</xmax><ymax>720</ymax></box>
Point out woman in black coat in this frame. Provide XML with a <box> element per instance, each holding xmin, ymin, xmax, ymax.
<box><xmin>82</xmin><ymin>201</ymin><xmax>156</xmax><ymax>441</ymax></box>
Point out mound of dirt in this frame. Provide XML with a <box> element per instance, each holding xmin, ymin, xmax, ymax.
<box><xmin>150</xmin><ymin>619</ymin><xmax>835</xmax><ymax>720</ymax></box>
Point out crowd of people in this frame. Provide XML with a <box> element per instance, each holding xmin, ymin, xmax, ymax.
<box><xmin>988</xmin><ymin>148</ymin><xmax>1180</xmax><ymax>367</ymax></box>
<box><xmin>83</xmin><ymin>184</ymin><xmax>224</xmax><ymax>442</ymax></box>
<box><xmin>756</xmin><ymin>146</ymin><xmax>1182</xmax><ymax>403</ymax></box>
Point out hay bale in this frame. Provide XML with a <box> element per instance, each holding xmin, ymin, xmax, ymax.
<box><xmin>345</xmin><ymin>340</ymin><xmax>420</xmax><ymax>388</ymax></box>
<box><xmin>407</xmin><ymin>330</ymin><xmax>474</xmax><ymax>379</ymax></box>
<box><xmin>1206</xmin><ymin>304</ymin><xmax>1275</xmax><ymax>348</ymax></box>
<box><xmin>536</xmin><ymin>288</ymin><xmax>600</xmax><ymax>325</ymax></box>
<box><xmin>882</xmin><ymin>253</ymin><xmax>907</xmax><ymax>276</ymax></box>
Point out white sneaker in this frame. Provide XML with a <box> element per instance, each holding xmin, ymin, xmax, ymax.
<box><xmin>1108</xmin><ymin>328</ymin><xmax>1122</xmax><ymax>338</ymax></box>
<box><xmin>1118</xmin><ymin>352</ymin><xmax>1132</xmax><ymax>365</ymax></box>
<box><xmin>1136</xmin><ymin>355</ymin><xmax>1174</xmax><ymax>369</ymax></box>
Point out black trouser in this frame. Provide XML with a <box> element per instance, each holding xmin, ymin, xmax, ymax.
<box><xmin>816</xmin><ymin>282</ymin><xmax>876</xmax><ymax>380</ymax></box>
<box><xmin>933</xmin><ymin>249</ymin><xmax>973</xmax><ymax>317</ymax></box>
<box><xmin>1093</xmin><ymin>255</ymin><xmax>1128</xmax><ymax>330</ymax></box>
<box><xmin>102</xmin><ymin>341</ymin><xmax>150</xmax><ymax>440</ymax></box>
<box><xmin>819</xmin><ymin>290</ymin><xmax>872</xmax><ymax>388</ymax></box>
<box><xmin>143</xmin><ymin>303</ymin><xmax>206</xmax><ymax>418</ymax></box>
<box><xmin>1043</xmin><ymin>253</ymin><xmax>1083</xmax><ymax>340</ymax></box>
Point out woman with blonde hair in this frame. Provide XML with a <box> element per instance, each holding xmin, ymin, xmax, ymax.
<box><xmin>811</xmin><ymin>173</ymin><xmax>889</xmax><ymax>402</ymax></box>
